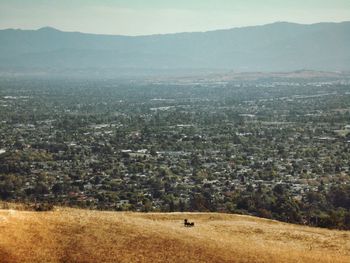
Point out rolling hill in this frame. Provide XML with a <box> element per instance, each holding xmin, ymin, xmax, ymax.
<box><xmin>0</xmin><ymin>21</ymin><xmax>350</xmax><ymax>76</ymax></box>
<box><xmin>0</xmin><ymin>207</ymin><xmax>349</xmax><ymax>263</ymax></box>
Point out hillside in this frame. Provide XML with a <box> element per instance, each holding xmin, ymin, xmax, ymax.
<box><xmin>1</xmin><ymin>21</ymin><xmax>350</xmax><ymax>75</ymax></box>
<box><xmin>0</xmin><ymin>208</ymin><xmax>349</xmax><ymax>263</ymax></box>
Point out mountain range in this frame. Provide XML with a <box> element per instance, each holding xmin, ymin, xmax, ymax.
<box><xmin>0</xmin><ymin>21</ymin><xmax>349</xmax><ymax>76</ymax></box>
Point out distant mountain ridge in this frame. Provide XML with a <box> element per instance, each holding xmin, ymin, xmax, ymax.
<box><xmin>0</xmin><ymin>21</ymin><xmax>349</xmax><ymax>75</ymax></box>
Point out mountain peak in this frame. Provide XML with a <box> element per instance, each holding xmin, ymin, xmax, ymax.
<box><xmin>37</xmin><ymin>26</ymin><xmax>61</xmax><ymax>32</ymax></box>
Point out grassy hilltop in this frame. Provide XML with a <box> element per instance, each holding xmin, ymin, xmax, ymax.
<box><xmin>0</xmin><ymin>207</ymin><xmax>350</xmax><ymax>263</ymax></box>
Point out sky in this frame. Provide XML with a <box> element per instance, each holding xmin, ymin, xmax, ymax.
<box><xmin>0</xmin><ymin>0</ymin><xmax>349</xmax><ymax>35</ymax></box>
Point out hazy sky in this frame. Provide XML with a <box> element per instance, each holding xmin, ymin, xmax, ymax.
<box><xmin>0</xmin><ymin>0</ymin><xmax>349</xmax><ymax>35</ymax></box>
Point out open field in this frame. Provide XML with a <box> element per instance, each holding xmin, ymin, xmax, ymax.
<box><xmin>0</xmin><ymin>207</ymin><xmax>350</xmax><ymax>263</ymax></box>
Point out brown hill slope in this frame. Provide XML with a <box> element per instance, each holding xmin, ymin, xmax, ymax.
<box><xmin>0</xmin><ymin>208</ymin><xmax>349</xmax><ymax>263</ymax></box>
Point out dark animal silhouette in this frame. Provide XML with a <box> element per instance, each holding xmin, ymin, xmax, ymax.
<box><xmin>184</xmin><ymin>219</ymin><xmax>195</xmax><ymax>227</ymax></box>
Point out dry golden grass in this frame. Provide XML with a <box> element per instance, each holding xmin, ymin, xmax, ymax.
<box><xmin>0</xmin><ymin>207</ymin><xmax>349</xmax><ymax>263</ymax></box>
<box><xmin>0</xmin><ymin>201</ymin><xmax>33</xmax><ymax>211</ymax></box>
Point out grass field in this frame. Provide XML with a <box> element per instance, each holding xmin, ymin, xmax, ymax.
<box><xmin>0</xmin><ymin>207</ymin><xmax>350</xmax><ymax>263</ymax></box>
